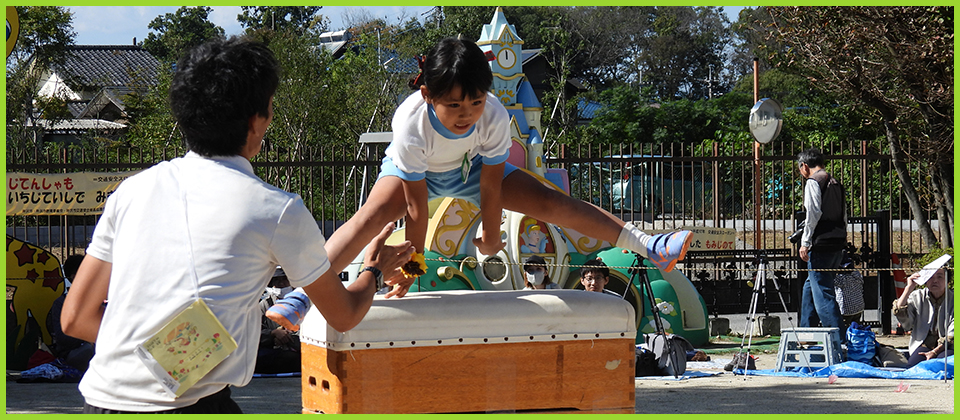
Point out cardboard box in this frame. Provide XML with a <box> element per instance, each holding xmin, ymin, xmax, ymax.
<box><xmin>300</xmin><ymin>290</ymin><xmax>637</xmax><ymax>414</ymax></box>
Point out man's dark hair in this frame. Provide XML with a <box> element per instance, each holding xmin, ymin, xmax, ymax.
<box><xmin>410</xmin><ymin>37</ymin><xmax>493</xmax><ymax>100</ymax></box>
<box><xmin>797</xmin><ymin>148</ymin><xmax>826</xmax><ymax>168</ymax></box>
<box><xmin>581</xmin><ymin>258</ymin><xmax>609</xmax><ymax>280</ymax></box>
<box><xmin>169</xmin><ymin>36</ymin><xmax>280</xmax><ymax>157</ymax></box>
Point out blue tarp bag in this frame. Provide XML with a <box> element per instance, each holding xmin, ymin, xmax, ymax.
<box><xmin>846</xmin><ymin>322</ymin><xmax>876</xmax><ymax>364</ymax></box>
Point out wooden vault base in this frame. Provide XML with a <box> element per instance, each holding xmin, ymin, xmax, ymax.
<box><xmin>301</xmin><ymin>338</ymin><xmax>636</xmax><ymax>414</ymax></box>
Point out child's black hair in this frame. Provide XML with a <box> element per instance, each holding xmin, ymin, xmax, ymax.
<box><xmin>169</xmin><ymin>36</ymin><xmax>279</xmax><ymax>157</ymax></box>
<box><xmin>409</xmin><ymin>37</ymin><xmax>493</xmax><ymax>100</ymax></box>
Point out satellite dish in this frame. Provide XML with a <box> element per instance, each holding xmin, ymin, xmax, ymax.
<box><xmin>749</xmin><ymin>98</ymin><xmax>783</xmax><ymax>144</ymax></box>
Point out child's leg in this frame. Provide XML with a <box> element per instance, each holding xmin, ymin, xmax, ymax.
<box><xmin>266</xmin><ymin>288</ymin><xmax>311</xmax><ymax>331</ymax></box>
<box><xmin>324</xmin><ymin>176</ymin><xmax>408</xmax><ymax>276</ymax></box>
<box><xmin>501</xmin><ymin>171</ymin><xmax>692</xmax><ymax>272</ymax></box>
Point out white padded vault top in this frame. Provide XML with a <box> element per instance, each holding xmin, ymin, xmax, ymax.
<box><xmin>300</xmin><ymin>290</ymin><xmax>636</xmax><ymax>351</ymax></box>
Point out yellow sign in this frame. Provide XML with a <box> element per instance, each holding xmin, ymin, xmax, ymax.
<box><xmin>7</xmin><ymin>6</ymin><xmax>19</xmax><ymax>58</ymax></box>
<box><xmin>647</xmin><ymin>226</ymin><xmax>738</xmax><ymax>252</ymax></box>
<box><xmin>682</xmin><ymin>226</ymin><xmax>737</xmax><ymax>251</ymax></box>
<box><xmin>6</xmin><ymin>171</ymin><xmax>141</xmax><ymax>216</ymax></box>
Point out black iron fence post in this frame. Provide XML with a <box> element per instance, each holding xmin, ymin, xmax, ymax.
<box><xmin>875</xmin><ymin>209</ymin><xmax>892</xmax><ymax>334</ymax></box>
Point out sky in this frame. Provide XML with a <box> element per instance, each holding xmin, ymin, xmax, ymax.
<box><xmin>69</xmin><ymin>6</ymin><xmax>438</xmax><ymax>46</ymax></box>
<box><xmin>69</xmin><ymin>6</ymin><xmax>746</xmax><ymax>46</ymax></box>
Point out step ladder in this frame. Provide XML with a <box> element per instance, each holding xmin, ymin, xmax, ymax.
<box><xmin>775</xmin><ymin>327</ymin><xmax>842</xmax><ymax>372</ymax></box>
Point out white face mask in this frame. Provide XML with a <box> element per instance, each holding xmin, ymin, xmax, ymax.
<box><xmin>526</xmin><ymin>271</ymin><xmax>545</xmax><ymax>286</ymax></box>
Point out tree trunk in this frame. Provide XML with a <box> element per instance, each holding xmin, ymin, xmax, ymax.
<box><xmin>883</xmin><ymin>118</ymin><xmax>939</xmax><ymax>249</ymax></box>
<box><xmin>931</xmin><ymin>161</ymin><xmax>954</xmax><ymax>247</ymax></box>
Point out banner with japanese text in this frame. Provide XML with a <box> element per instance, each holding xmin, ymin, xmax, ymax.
<box><xmin>647</xmin><ymin>226</ymin><xmax>737</xmax><ymax>251</ymax></box>
<box><xmin>6</xmin><ymin>171</ymin><xmax>141</xmax><ymax>216</ymax></box>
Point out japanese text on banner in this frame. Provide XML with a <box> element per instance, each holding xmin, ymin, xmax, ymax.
<box><xmin>6</xmin><ymin>171</ymin><xmax>141</xmax><ymax>216</ymax></box>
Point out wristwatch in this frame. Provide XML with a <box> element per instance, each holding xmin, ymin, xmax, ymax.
<box><xmin>360</xmin><ymin>266</ymin><xmax>384</xmax><ymax>290</ymax></box>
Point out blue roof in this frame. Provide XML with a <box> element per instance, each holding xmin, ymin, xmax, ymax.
<box><xmin>527</xmin><ymin>128</ymin><xmax>542</xmax><ymax>145</ymax></box>
<box><xmin>577</xmin><ymin>98</ymin><xmax>602</xmax><ymax>120</ymax></box>
<box><xmin>380</xmin><ymin>50</ymin><xmax>419</xmax><ymax>74</ymax></box>
<box><xmin>506</xmin><ymin>108</ymin><xmax>530</xmax><ymax>133</ymax></box>
<box><xmin>515</xmin><ymin>81</ymin><xmax>541</xmax><ymax>108</ymax></box>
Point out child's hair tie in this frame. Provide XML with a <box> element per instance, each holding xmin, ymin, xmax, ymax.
<box><xmin>413</xmin><ymin>55</ymin><xmax>426</xmax><ymax>87</ymax></box>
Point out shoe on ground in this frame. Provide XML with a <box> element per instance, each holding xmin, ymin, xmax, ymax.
<box><xmin>646</xmin><ymin>230</ymin><xmax>694</xmax><ymax>273</ymax></box>
<box><xmin>266</xmin><ymin>290</ymin><xmax>311</xmax><ymax>332</ymax></box>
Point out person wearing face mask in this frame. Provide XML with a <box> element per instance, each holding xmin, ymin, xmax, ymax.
<box><xmin>522</xmin><ymin>256</ymin><xmax>558</xmax><ymax>290</ymax></box>
<box><xmin>893</xmin><ymin>266</ymin><xmax>954</xmax><ymax>368</ymax></box>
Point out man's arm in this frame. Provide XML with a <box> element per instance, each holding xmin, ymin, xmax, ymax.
<box><xmin>61</xmin><ymin>255</ymin><xmax>112</xmax><ymax>343</ymax></box>
<box><xmin>303</xmin><ymin>222</ymin><xmax>413</xmax><ymax>332</ymax></box>
<box><xmin>799</xmin><ymin>179</ymin><xmax>822</xmax><ymax>262</ymax></box>
<box><xmin>472</xmin><ymin>162</ymin><xmax>506</xmax><ymax>256</ymax></box>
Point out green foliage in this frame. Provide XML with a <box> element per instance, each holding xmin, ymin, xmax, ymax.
<box><xmin>6</xmin><ymin>6</ymin><xmax>76</xmax><ymax>127</ymax></box>
<box><xmin>237</xmin><ymin>6</ymin><xmax>326</xmax><ymax>35</ymax></box>
<box><xmin>122</xmin><ymin>67</ymin><xmax>176</xmax><ymax>148</ymax></box>
<box><xmin>7</xmin><ymin>6</ymin><xmax>76</xmax><ymax>68</ymax></box>
<box><xmin>142</xmin><ymin>7</ymin><xmax>225</xmax><ymax>63</ymax></box>
<box><xmin>584</xmin><ymin>85</ymin><xmax>726</xmax><ymax>145</ymax></box>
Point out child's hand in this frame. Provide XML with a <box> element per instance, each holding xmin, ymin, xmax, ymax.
<box><xmin>473</xmin><ymin>235</ymin><xmax>505</xmax><ymax>256</ymax></box>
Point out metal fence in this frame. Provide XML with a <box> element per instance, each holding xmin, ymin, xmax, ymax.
<box><xmin>6</xmin><ymin>138</ymin><xmax>940</xmax><ymax>319</ymax></box>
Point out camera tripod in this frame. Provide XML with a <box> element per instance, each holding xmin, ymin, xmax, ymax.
<box><xmin>733</xmin><ymin>253</ymin><xmax>797</xmax><ymax>373</ymax></box>
<box><xmin>626</xmin><ymin>252</ymin><xmax>685</xmax><ymax>378</ymax></box>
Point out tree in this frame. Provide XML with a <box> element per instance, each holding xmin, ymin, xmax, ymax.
<box><xmin>237</xmin><ymin>6</ymin><xmax>326</xmax><ymax>36</ymax></box>
<box><xmin>141</xmin><ymin>6</ymin><xmax>225</xmax><ymax>63</ymax></box>
<box><xmin>633</xmin><ymin>7</ymin><xmax>731</xmax><ymax>100</ymax></box>
<box><xmin>5</xmin><ymin>6</ymin><xmax>76</xmax><ymax>154</ymax></box>
<box><xmin>758</xmin><ymin>6</ymin><xmax>953</xmax><ymax>249</ymax></box>
<box><xmin>122</xmin><ymin>66</ymin><xmax>176</xmax><ymax>148</ymax></box>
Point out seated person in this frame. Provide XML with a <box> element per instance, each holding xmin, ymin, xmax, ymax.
<box><xmin>579</xmin><ymin>258</ymin><xmax>619</xmax><ymax>296</ymax></box>
<box><xmin>522</xmin><ymin>256</ymin><xmax>559</xmax><ymax>290</ymax></box>
<box><xmin>46</xmin><ymin>255</ymin><xmax>95</xmax><ymax>372</ymax></box>
<box><xmin>893</xmin><ymin>267</ymin><xmax>954</xmax><ymax>367</ymax></box>
<box><xmin>257</xmin><ymin>268</ymin><xmax>301</xmax><ymax>374</ymax></box>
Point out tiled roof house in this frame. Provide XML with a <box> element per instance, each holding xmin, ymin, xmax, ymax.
<box><xmin>32</xmin><ymin>45</ymin><xmax>160</xmax><ymax>139</ymax></box>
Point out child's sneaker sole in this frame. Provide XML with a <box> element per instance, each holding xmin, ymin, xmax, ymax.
<box><xmin>648</xmin><ymin>231</ymin><xmax>694</xmax><ymax>273</ymax></box>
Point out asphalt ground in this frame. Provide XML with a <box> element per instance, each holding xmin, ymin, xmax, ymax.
<box><xmin>5</xmin><ymin>327</ymin><xmax>953</xmax><ymax>414</ymax></box>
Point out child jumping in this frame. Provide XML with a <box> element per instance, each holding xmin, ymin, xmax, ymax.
<box><xmin>268</xmin><ymin>37</ymin><xmax>692</xmax><ymax>327</ymax></box>
<box><xmin>331</xmin><ymin>36</ymin><xmax>692</xmax><ymax>293</ymax></box>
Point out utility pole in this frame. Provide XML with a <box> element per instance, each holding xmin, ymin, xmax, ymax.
<box><xmin>753</xmin><ymin>57</ymin><xmax>762</xmax><ymax>249</ymax></box>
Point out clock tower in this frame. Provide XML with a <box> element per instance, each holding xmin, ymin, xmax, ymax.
<box><xmin>478</xmin><ymin>7</ymin><xmax>523</xmax><ymax>106</ymax></box>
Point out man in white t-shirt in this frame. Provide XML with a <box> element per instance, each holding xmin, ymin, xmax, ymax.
<box><xmin>61</xmin><ymin>36</ymin><xmax>413</xmax><ymax>413</ymax></box>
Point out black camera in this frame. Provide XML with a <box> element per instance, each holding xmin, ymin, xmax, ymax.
<box><xmin>789</xmin><ymin>221</ymin><xmax>805</xmax><ymax>244</ymax></box>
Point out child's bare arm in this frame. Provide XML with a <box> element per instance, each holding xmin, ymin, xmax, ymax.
<box><xmin>473</xmin><ymin>163</ymin><xmax>506</xmax><ymax>255</ymax></box>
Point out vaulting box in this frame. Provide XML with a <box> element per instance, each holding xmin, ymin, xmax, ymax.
<box><xmin>300</xmin><ymin>290</ymin><xmax>637</xmax><ymax>414</ymax></box>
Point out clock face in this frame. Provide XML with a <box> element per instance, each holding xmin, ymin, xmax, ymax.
<box><xmin>497</xmin><ymin>48</ymin><xmax>517</xmax><ymax>70</ymax></box>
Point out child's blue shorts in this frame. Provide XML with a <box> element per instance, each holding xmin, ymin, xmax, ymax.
<box><xmin>379</xmin><ymin>155</ymin><xmax>520</xmax><ymax>206</ymax></box>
